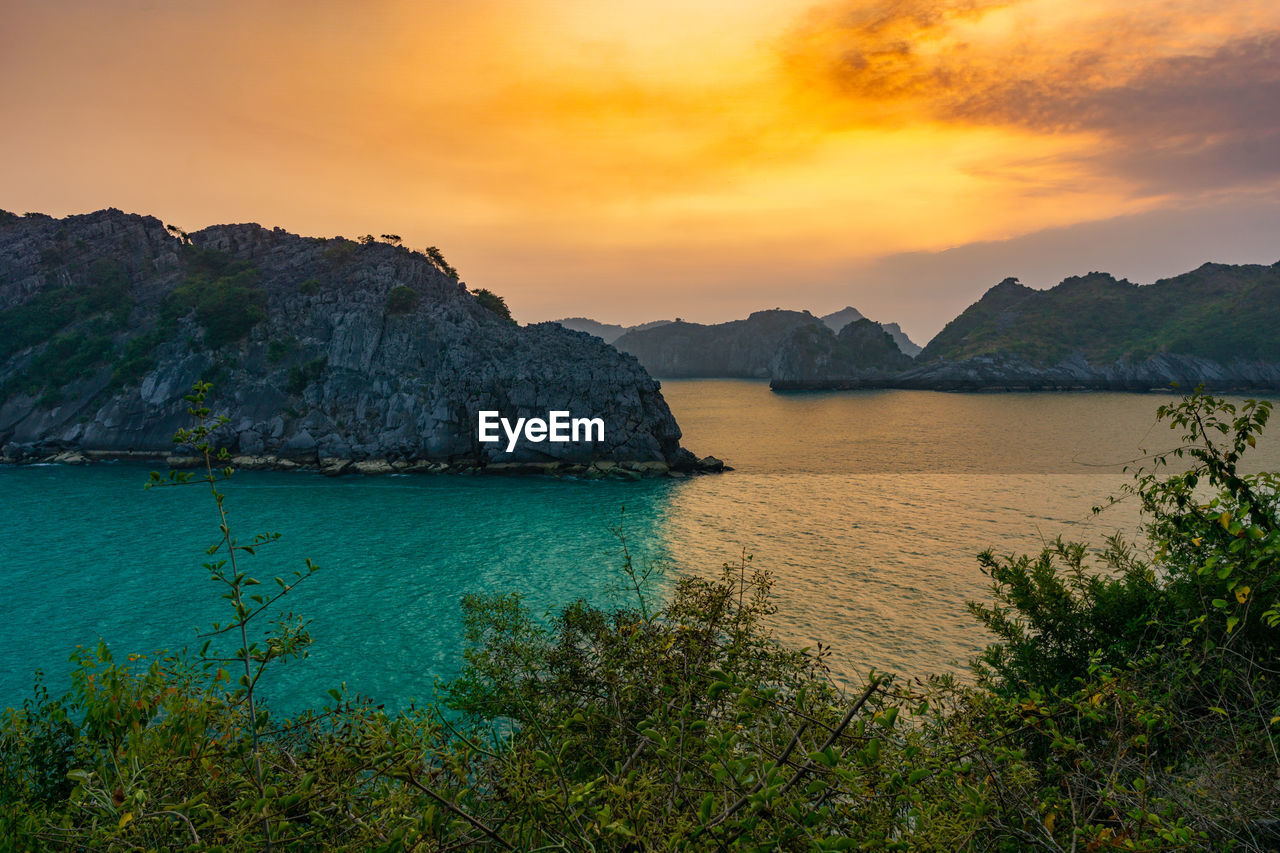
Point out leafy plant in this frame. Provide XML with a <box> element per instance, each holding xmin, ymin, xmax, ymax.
<box><xmin>286</xmin><ymin>356</ymin><xmax>327</xmax><ymax>395</ymax></box>
<box><xmin>471</xmin><ymin>288</ymin><xmax>515</xmax><ymax>324</ymax></box>
<box><xmin>163</xmin><ymin>247</ymin><xmax>266</xmax><ymax>349</ymax></box>
<box><xmin>385</xmin><ymin>285</ymin><xmax>418</xmax><ymax>315</ymax></box>
<box><xmin>424</xmin><ymin>245</ymin><xmax>458</xmax><ymax>280</ymax></box>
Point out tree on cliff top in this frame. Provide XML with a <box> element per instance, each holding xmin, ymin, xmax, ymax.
<box><xmin>471</xmin><ymin>288</ymin><xmax>515</xmax><ymax>324</ymax></box>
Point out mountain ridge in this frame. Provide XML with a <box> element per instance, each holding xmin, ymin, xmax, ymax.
<box><xmin>774</xmin><ymin>261</ymin><xmax>1280</xmax><ymax>391</ymax></box>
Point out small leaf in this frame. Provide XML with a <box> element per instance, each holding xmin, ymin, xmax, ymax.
<box><xmin>1236</xmin><ymin>585</ymin><xmax>1251</xmax><ymax>604</ymax></box>
<box><xmin>699</xmin><ymin>793</ymin><xmax>713</xmax><ymax>823</ymax></box>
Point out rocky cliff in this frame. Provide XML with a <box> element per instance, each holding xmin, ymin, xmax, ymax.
<box><xmin>878</xmin><ymin>323</ymin><xmax>922</xmax><ymax>358</ymax></box>
<box><xmin>0</xmin><ymin>209</ymin><xmax>716</xmax><ymax>475</ymax></box>
<box><xmin>770</xmin><ymin>319</ymin><xmax>916</xmax><ymax>390</ymax></box>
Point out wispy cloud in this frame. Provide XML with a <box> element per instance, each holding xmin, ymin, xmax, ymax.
<box><xmin>782</xmin><ymin>0</ymin><xmax>1280</xmax><ymax>196</ymax></box>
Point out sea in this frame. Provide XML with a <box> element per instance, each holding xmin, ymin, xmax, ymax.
<box><xmin>3</xmin><ymin>382</ymin><xmax>1277</xmax><ymax>713</ymax></box>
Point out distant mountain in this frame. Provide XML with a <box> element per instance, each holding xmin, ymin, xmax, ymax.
<box><xmin>0</xmin><ymin>209</ymin><xmax>713</xmax><ymax>472</ymax></box>
<box><xmin>613</xmin><ymin>310</ymin><xmax>825</xmax><ymax>378</ymax></box>
<box><xmin>771</xmin><ymin>319</ymin><xmax>915</xmax><ymax>389</ymax></box>
<box><xmin>553</xmin><ymin>317</ymin><xmax>628</xmax><ymax>342</ymax></box>
<box><xmin>878</xmin><ymin>323</ymin><xmax>922</xmax><ymax>358</ymax></box>
<box><xmin>776</xmin><ymin>261</ymin><xmax>1280</xmax><ymax>391</ymax></box>
<box><xmin>552</xmin><ymin>317</ymin><xmax>671</xmax><ymax>344</ymax></box>
<box><xmin>819</xmin><ymin>306</ymin><xmax>864</xmax><ymax>332</ymax></box>
<box><xmin>596</xmin><ymin>305</ymin><xmax>916</xmax><ymax>380</ymax></box>
<box><xmin>920</xmin><ymin>264</ymin><xmax>1280</xmax><ymax>365</ymax></box>
<box><xmin>819</xmin><ymin>307</ymin><xmax>921</xmax><ymax>356</ymax></box>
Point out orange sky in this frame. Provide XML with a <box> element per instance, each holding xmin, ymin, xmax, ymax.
<box><xmin>3</xmin><ymin>0</ymin><xmax>1279</xmax><ymax>341</ymax></box>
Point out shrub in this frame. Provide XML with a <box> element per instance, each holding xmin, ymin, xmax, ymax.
<box><xmin>162</xmin><ymin>247</ymin><xmax>265</xmax><ymax>349</ymax></box>
<box><xmin>286</xmin><ymin>355</ymin><xmax>327</xmax><ymax>394</ymax></box>
<box><xmin>385</xmin><ymin>285</ymin><xmax>418</xmax><ymax>315</ymax></box>
<box><xmin>321</xmin><ymin>240</ymin><xmax>357</xmax><ymax>264</ymax></box>
<box><xmin>471</xmin><ymin>287</ymin><xmax>515</xmax><ymax>324</ymax></box>
<box><xmin>109</xmin><ymin>330</ymin><xmax>165</xmax><ymax>389</ymax></box>
<box><xmin>424</xmin><ymin>245</ymin><xmax>458</xmax><ymax>280</ymax></box>
<box><xmin>266</xmin><ymin>336</ymin><xmax>296</xmax><ymax>364</ymax></box>
<box><xmin>3</xmin><ymin>332</ymin><xmax>114</xmax><ymax>402</ymax></box>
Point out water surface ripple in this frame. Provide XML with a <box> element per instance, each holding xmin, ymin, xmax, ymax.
<box><xmin>2</xmin><ymin>384</ymin><xmax>1275</xmax><ymax>710</ymax></box>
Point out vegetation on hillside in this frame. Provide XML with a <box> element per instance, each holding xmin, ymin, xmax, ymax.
<box><xmin>471</xmin><ymin>287</ymin><xmax>515</xmax><ymax>324</ymax></box>
<box><xmin>921</xmin><ymin>263</ymin><xmax>1280</xmax><ymax>365</ymax></box>
<box><xmin>386</xmin><ymin>285</ymin><xmax>419</xmax><ymax>315</ymax></box>
<box><xmin>162</xmin><ymin>246</ymin><xmax>266</xmax><ymax>350</ymax></box>
<box><xmin>0</xmin><ymin>243</ymin><xmax>269</xmax><ymax>405</ymax></box>
<box><xmin>1</xmin><ymin>388</ymin><xmax>1278</xmax><ymax>849</ymax></box>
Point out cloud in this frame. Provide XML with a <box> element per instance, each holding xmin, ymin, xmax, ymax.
<box><xmin>783</xmin><ymin>0</ymin><xmax>1280</xmax><ymax>196</ymax></box>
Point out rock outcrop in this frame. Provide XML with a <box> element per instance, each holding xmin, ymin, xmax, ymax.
<box><xmin>0</xmin><ymin>209</ymin><xmax>717</xmax><ymax>474</ymax></box>
<box><xmin>878</xmin><ymin>323</ymin><xmax>922</xmax><ymax>358</ymax></box>
<box><xmin>770</xmin><ymin>319</ymin><xmax>916</xmax><ymax>390</ymax></box>
<box><xmin>819</xmin><ymin>306</ymin><xmax>865</xmax><ymax>332</ymax></box>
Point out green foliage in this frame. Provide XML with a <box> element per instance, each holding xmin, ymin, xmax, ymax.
<box><xmin>385</xmin><ymin>285</ymin><xmax>418</xmax><ymax>315</ymax></box>
<box><xmin>0</xmin><ymin>259</ymin><xmax>134</xmax><ymax>362</ymax></box>
<box><xmin>108</xmin><ymin>330</ymin><xmax>165</xmax><ymax>390</ymax></box>
<box><xmin>321</xmin><ymin>239</ymin><xmax>358</xmax><ymax>265</ymax></box>
<box><xmin>471</xmin><ymin>287</ymin><xmax>515</xmax><ymax>324</ymax></box>
<box><xmin>3</xmin><ymin>332</ymin><xmax>114</xmax><ymax>403</ymax></box>
<box><xmin>286</xmin><ymin>356</ymin><xmax>327</xmax><ymax>395</ymax></box>
<box><xmin>297</xmin><ymin>276</ymin><xmax>321</xmax><ymax>295</ymax></box>
<box><xmin>922</xmin><ymin>263</ymin><xmax>1280</xmax><ymax>364</ymax></box>
<box><xmin>266</xmin><ymin>336</ymin><xmax>296</xmax><ymax>364</ymax></box>
<box><xmin>963</xmin><ymin>390</ymin><xmax>1280</xmax><ymax>847</ymax></box>
<box><xmin>969</xmin><ymin>537</ymin><xmax>1159</xmax><ymax>693</ymax></box>
<box><xmin>163</xmin><ymin>246</ymin><xmax>266</xmax><ymax>349</ymax></box>
<box><xmin>424</xmin><ymin>245</ymin><xmax>458</xmax><ymax>280</ymax></box>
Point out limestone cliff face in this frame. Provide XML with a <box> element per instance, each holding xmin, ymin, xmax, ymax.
<box><xmin>770</xmin><ymin>320</ymin><xmax>914</xmax><ymax>390</ymax></box>
<box><xmin>0</xmin><ymin>209</ymin><xmax>700</xmax><ymax>471</ymax></box>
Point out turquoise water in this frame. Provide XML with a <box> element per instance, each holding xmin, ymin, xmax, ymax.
<box><xmin>3</xmin><ymin>384</ymin><xmax>1277</xmax><ymax>712</ymax></box>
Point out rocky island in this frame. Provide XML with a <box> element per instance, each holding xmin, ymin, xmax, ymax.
<box><xmin>772</xmin><ymin>264</ymin><xmax>1280</xmax><ymax>392</ymax></box>
<box><xmin>0</xmin><ymin>209</ymin><xmax>724</xmax><ymax>476</ymax></box>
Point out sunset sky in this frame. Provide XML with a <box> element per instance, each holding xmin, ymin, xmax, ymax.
<box><xmin>3</xmin><ymin>0</ymin><xmax>1279</xmax><ymax>342</ymax></box>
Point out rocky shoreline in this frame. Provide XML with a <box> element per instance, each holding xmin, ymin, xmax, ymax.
<box><xmin>770</xmin><ymin>352</ymin><xmax>1280</xmax><ymax>393</ymax></box>
<box><xmin>3</xmin><ymin>448</ymin><xmax>730</xmax><ymax>479</ymax></box>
